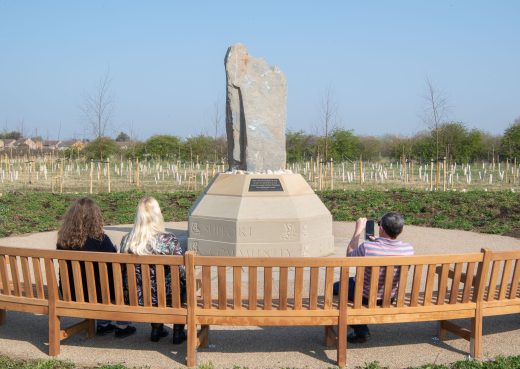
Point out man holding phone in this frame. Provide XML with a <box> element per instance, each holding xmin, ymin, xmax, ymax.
<box><xmin>334</xmin><ymin>212</ymin><xmax>414</xmax><ymax>343</ymax></box>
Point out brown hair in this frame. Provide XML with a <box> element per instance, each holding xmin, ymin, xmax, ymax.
<box><xmin>57</xmin><ymin>197</ymin><xmax>104</xmax><ymax>250</ymax></box>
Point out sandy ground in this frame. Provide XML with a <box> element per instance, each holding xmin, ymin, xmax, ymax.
<box><xmin>1</xmin><ymin>222</ymin><xmax>519</xmax><ymax>369</ymax></box>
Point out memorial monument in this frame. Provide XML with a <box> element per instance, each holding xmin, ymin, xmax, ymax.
<box><xmin>187</xmin><ymin>44</ymin><xmax>334</xmax><ymax>257</ymax></box>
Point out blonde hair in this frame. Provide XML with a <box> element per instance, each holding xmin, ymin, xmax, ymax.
<box><xmin>57</xmin><ymin>198</ymin><xmax>104</xmax><ymax>249</ymax></box>
<box><xmin>123</xmin><ymin>197</ymin><xmax>165</xmax><ymax>255</ymax></box>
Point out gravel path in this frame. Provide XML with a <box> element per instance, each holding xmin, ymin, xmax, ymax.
<box><xmin>1</xmin><ymin>222</ymin><xmax>519</xmax><ymax>369</ymax></box>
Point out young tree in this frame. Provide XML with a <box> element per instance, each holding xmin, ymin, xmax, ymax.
<box><xmin>83</xmin><ymin>137</ymin><xmax>119</xmax><ymax>160</ymax></box>
<box><xmin>115</xmin><ymin>132</ymin><xmax>130</xmax><ymax>142</ymax></box>
<box><xmin>330</xmin><ymin>129</ymin><xmax>361</xmax><ymax>161</ymax></box>
<box><xmin>138</xmin><ymin>135</ymin><xmax>181</xmax><ymax>160</ymax></box>
<box><xmin>318</xmin><ymin>87</ymin><xmax>339</xmax><ymax>161</ymax></box>
<box><xmin>82</xmin><ymin>71</ymin><xmax>114</xmax><ymax>138</ymax></box>
<box><xmin>422</xmin><ymin>78</ymin><xmax>449</xmax><ymax>160</ymax></box>
<box><xmin>501</xmin><ymin>118</ymin><xmax>520</xmax><ymax>158</ymax></box>
<box><xmin>286</xmin><ymin>130</ymin><xmax>316</xmax><ymax>163</ymax></box>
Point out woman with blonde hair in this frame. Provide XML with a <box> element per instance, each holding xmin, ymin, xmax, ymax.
<box><xmin>57</xmin><ymin>197</ymin><xmax>136</xmax><ymax>338</ymax></box>
<box><xmin>120</xmin><ymin>196</ymin><xmax>186</xmax><ymax>343</ymax></box>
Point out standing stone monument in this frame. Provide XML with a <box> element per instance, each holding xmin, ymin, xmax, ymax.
<box><xmin>187</xmin><ymin>44</ymin><xmax>334</xmax><ymax>257</ymax></box>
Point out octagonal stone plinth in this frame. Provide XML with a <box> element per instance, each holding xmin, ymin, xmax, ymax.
<box><xmin>187</xmin><ymin>173</ymin><xmax>334</xmax><ymax>257</ymax></box>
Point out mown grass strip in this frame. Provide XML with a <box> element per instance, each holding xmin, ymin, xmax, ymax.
<box><xmin>0</xmin><ymin>189</ymin><xmax>518</xmax><ymax>238</ymax></box>
<box><xmin>2</xmin><ymin>356</ymin><xmax>520</xmax><ymax>369</ymax></box>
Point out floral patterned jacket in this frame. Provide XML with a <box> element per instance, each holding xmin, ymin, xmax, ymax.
<box><xmin>120</xmin><ymin>232</ymin><xmax>186</xmax><ymax>307</ymax></box>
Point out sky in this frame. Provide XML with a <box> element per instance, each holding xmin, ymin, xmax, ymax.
<box><xmin>0</xmin><ymin>1</ymin><xmax>519</xmax><ymax>141</ymax></box>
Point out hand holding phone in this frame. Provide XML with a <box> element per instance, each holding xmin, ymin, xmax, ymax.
<box><xmin>365</xmin><ymin>219</ymin><xmax>375</xmax><ymax>240</ymax></box>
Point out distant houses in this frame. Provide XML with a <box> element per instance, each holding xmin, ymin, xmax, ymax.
<box><xmin>0</xmin><ymin>138</ymin><xmax>86</xmax><ymax>154</ymax></box>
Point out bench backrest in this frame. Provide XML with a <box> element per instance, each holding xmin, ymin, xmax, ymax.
<box><xmin>480</xmin><ymin>249</ymin><xmax>520</xmax><ymax>315</ymax></box>
<box><xmin>47</xmin><ymin>250</ymin><xmax>185</xmax><ymax>309</ymax></box>
<box><xmin>189</xmin><ymin>252</ymin><xmax>484</xmax><ymax>320</ymax></box>
<box><xmin>0</xmin><ymin>246</ymin><xmax>186</xmax><ymax>314</ymax></box>
<box><xmin>0</xmin><ymin>247</ymin><xmax>49</xmax><ymax>306</ymax></box>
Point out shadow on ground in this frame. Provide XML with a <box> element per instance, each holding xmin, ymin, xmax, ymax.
<box><xmin>1</xmin><ymin>311</ymin><xmax>519</xmax><ymax>367</ymax></box>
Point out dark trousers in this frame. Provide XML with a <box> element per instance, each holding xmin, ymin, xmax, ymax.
<box><xmin>333</xmin><ymin>277</ymin><xmax>370</xmax><ymax>336</ymax></box>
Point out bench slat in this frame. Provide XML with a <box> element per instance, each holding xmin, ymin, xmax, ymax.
<box><xmin>309</xmin><ymin>267</ymin><xmax>319</xmax><ymax>310</ymax></box>
<box><xmin>354</xmin><ymin>266</ymin><xmax>364</xmax><ymax>308</ymax></box>
<box><xmin>156</xmin><ymin>265</ymin><xmax>166</xmax><ymax>308</ymax></box>
<box><xmin>0</xmin><ymin>255</ymin><xmax>10</xmax><ymax>295</ymax></box>
<box><xmin>369</xmin><ymin>266</ymin><xmax>380</xmax><ymax>308</ymax></box>
<box><xmin>294</xmin><ymin>267</ymin><xmax>303</xmax><ymax>310</ymax></box>
<box><xmin>202</xmin><ymin>266</ymin><xmax>212</xmax><ymax>309</ymax></box>
<box><xmin>58</xmin><ymin>260</ymin><xmax>71</xmax><ymax>301</ymax></box>
<box><xmin>71</xmin><ymin>261</ymin><xmax>84</xmax><ymax>303</ymax></box>
<box><xmin>462</xmin><ymin>262</ymin><xmax>476</xmax><ymax>303</ymax></box>
<box><xmin>9</xmin><ymin>256</ymin><xmax>21</xmax><ymax>296</ymax></box>
<box><xmin>264</xmin><ymin>267</ymin><xmax>272</xmax><ymax>310</ymax></box>
<box><xmin>127</xmin><ymin>264</ymin><xmax>138</xmax><ymax>306</ymax></box>
<box><xmin>396</xmin><ymin>265</ymin><xmax>409</xmax><ymax>307</ymax></box>
<box><xmin>218</xmin><ymin>266</ymin><xmax>227</xmax><ymax>309</ymax></box>
<box><xmin>233</xmin><ymin>266</ymin><xmax>242</xmax><ymax>310</ymax></box>
<box><xmin>437</xmin><ymin>263</ymin><xmax>449</xmax><ymax>305</ymax></box>
<box><xmin>509</xmin><ymin>260</ymin><xmax>520</xmax><ymax>299</ymax></box>
<box><xmin>382</xmin><ymin>265</ymin><xmax>394</xmax><ymax>308</ymax></box>
<box><xmin>171</xmin><ymin>265</ymin><xmax>181</xmax><ymax>309</ymax></box>
<box><xmin>98</xmin><ymin>262</ymin><xmax>110</xmax><ymax>305</ymax></box>
<box><xmin>279</xmin><ymin>267</ymin><xmax>288</xmax><ymax>310</ymax></box>
<box><xmin>449</xmin><ymin>263</ymin><xmax>463</xmax><ymax>304</ymax></box>
<box><xmin>32</xmin><ymin>257</ymin><xmax>45</xmax><ymax>299</ymax></box>
<box><xmin>324</xmin><ymin>267</ymin><xmax>334</xmax><ymax>309</ymax></box>
<box><xmin>84</xmin><ymin>261</ymin><xmax>97</xmax><ymax>303</ymax></box>
<box><xmin>498</xmin><ymin>259</ymin><xmax>513</xmax><ymax>300</ymax></box>
<box><xmin>20</xmin><ymin>257</ymin><xmax>33</xmax><ymax>298</ymax></box>
<box><xmin>248</xmin><ymin>266</ymin><xmax>257</xmax><ymax>310</ymax></box>
<box><xmin>410</xmin><ymin>264</ymin><xmax>423</xmax><ymax>307</ymax></box>
<box><xmin>423</xmin><ymin>264</ymin><xmax>436</xmax><ymax>306</ymax></box>
<box><xmin>141</xmin><ymin>264</ymin><xmax>152</xmax><ymax>307</ymax></box>
<box><xmin>112</xmin><ymin>263</ymin><xmax>124</xmax><ymax>305</ymax></box>
<box><xmin>487</xmin><ymin>260</ymin><xmax>501</xmax><ymax>301</ymax></box>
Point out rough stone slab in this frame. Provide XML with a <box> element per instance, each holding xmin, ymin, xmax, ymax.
<box><xmin>225</xmin><ymin>43</ymin><xmax>287</xmax><ymax>171</ymax></box>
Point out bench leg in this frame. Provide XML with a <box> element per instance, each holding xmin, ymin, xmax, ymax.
<box><xmin>48</xmin><ymin>315</ymin><xmax>60</xmax><ymax>356</ymax></box>
<box><xmin>186</xmin><ymin>320</ymin><xmax>197</xmax><ymax>368</ymax></box>
<box><xmin>438</xmin><ymin>321</ymin><xmax>447</xmax><ymax>340</ymax></box>
<box><xmin>199</xmin><ymin>325</ymin><xmax>209</xmax><ymax>348</ymax></box>
<box><xmin>86</xmin><ymin>319</ymin><xmax>95</xmax><ymax>338</ymax></box>
<box><xmin>470</xmin><ymin>316</ymin><xmax>482</xmax><ymax>359</ymax></box>
<box><xmin>324</xmin><ymin>325</ymin><xmax>337</xmax><ymax>347</ymax></box>
<box><xmin>0</xmin><ymin>309</ymin><xmax>5</xmax><ymax>325</ymax></box>
<box><xmin>336</xmin><ymin>324</ymin><xmax>347</xmax><ymax>368</ymax></box>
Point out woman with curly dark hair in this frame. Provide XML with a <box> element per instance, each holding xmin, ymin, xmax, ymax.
<box><xmin>57</xmin><ymin>197</ymin><xmax>135</xmax><ymax>338</ymax></box>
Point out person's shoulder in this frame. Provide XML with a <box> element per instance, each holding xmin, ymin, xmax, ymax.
<box><xmin>157</xmin><ymin>232</ymin><xmax>178</xmax><ymax>242</ymax></box>
<box><xmin>87</xmin><ymin>234</ymin><xmax>116</xmax><ymax>252</ymax></box>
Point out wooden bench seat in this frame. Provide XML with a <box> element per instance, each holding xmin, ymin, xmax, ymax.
<box><xmin>1</xmin><ymin>246</ymin><xmax>519</xmax><ymax>368</ymax></box>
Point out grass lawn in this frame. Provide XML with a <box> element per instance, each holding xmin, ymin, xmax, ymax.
<box><xmin>2</xmin><ymin>355</ymin><xmax>520</xmax><ymax>369</ymax></box>
<box><xmin>0</xmin><ymin>189</ymin><xmax>518</xmax><ymax>238</ymax></box>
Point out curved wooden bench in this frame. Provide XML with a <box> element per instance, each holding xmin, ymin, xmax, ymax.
<box><xmin>1</xmin><ymin>246</ymin><xmax>519</xmax><ymax>368</ymax></box>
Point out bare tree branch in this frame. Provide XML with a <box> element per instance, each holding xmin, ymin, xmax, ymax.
<box><xmin>82</xmin><ymin>70</ymin><xmax>114</xmax><ymax>139</ymax></box>
<box><xmin>422</xmin><ymin>77</ymin><xmax>449</xmax><ymax>160</ymax></box>
<box><xmin>320</xmin><ymin>86</ymin><xmax>339</xmax><ymax>161</ymax></box>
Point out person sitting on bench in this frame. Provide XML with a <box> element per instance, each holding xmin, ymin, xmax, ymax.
<box><xmin>334</xmin><ymin>212</ymin><xmax>414</xmax><ymax>343</ymax></box>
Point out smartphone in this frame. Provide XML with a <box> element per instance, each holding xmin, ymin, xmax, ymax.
<box><xmin>365</xmin><ymin>219</ymin><xmax>375</xmax><ymax>240</ymax></box>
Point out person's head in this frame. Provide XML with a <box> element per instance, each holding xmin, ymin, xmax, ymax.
<box><xmin>57</xmin><ymin>197</ymin><xmax>104</xmax><ymax>249</ymax></box>
<box><xmin>125</xmin><ymin>197</ymin><xmax>165</xmax><ymax>255</ymax></box>
<box><xmin>378</xmin><ymin>212</ymin><xmax>405</xmax><ymax>239</ymax></box>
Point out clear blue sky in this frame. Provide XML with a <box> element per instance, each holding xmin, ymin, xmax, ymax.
<box><xmin>1</xmin><ymin>1</ymin><xmax>519</xmax><ymax>140</ymax></box>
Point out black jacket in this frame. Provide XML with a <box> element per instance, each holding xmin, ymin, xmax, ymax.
<box><xmin>57</xmin><ymin>234</ymin><xmax>116</xmax><ymax>303</ymax></box>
